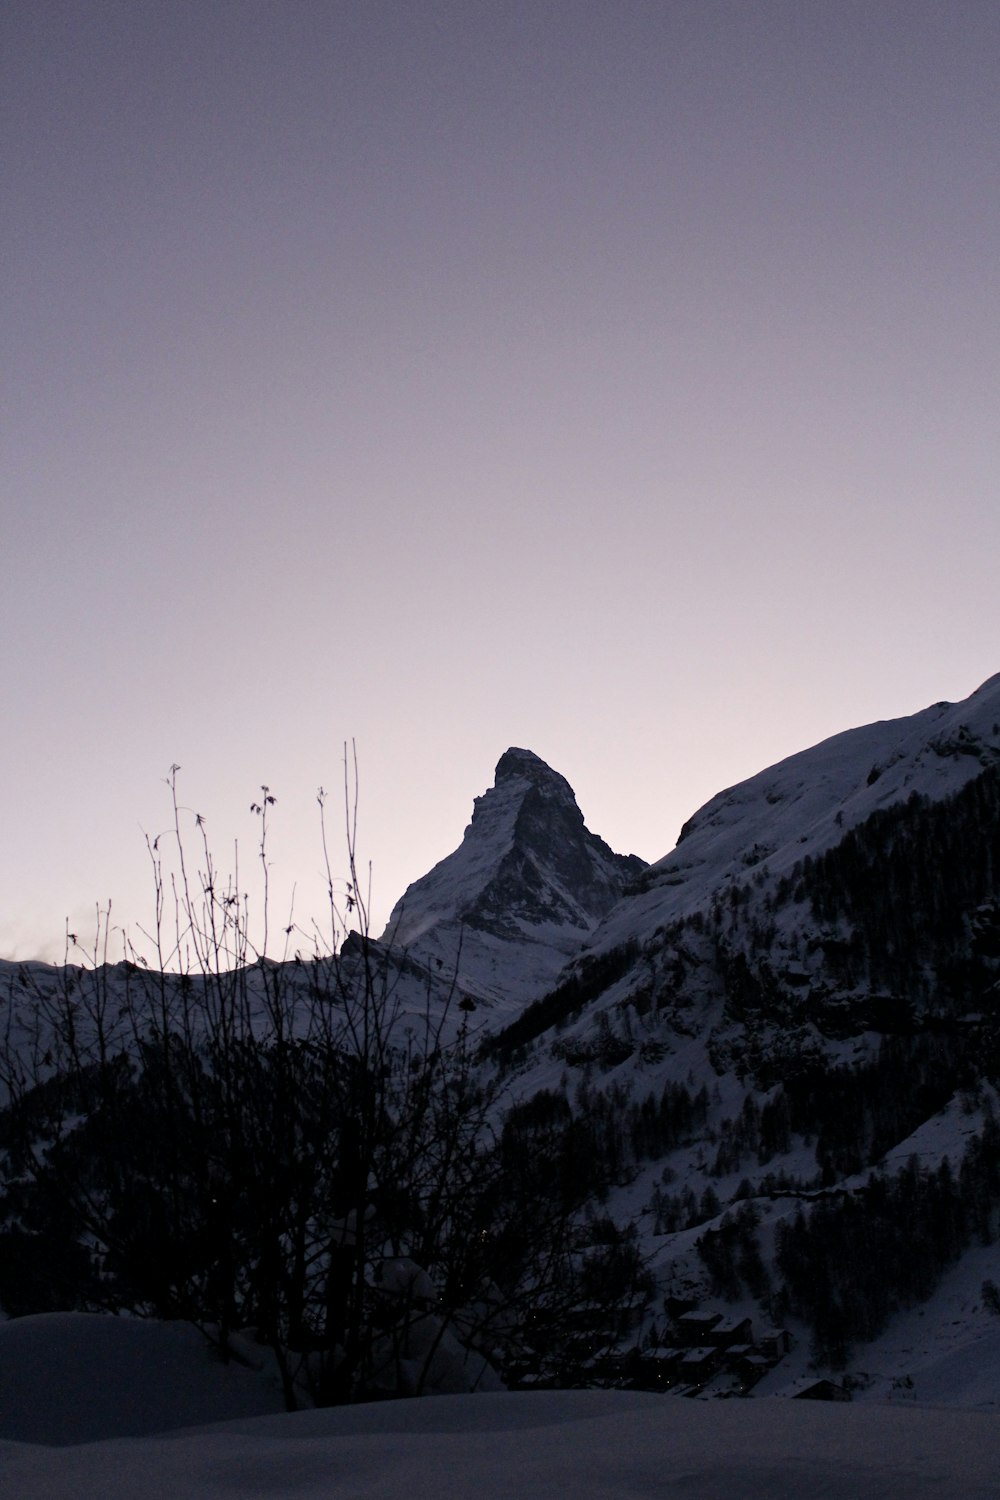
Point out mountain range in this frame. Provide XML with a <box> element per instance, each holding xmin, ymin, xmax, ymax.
<box><xmin>3</xmin><ymin>673</ymin><xmax>1000</xmax><ymax>1406</ymax></box>
<box><xmin>367</xmin><ymin>672</ymin><xmax>1000</xmax><ymax>1395</ymax></box>
<box><xmin>375</xmin><ymin>671</ymin><xmax>1000</xmax><ymax>1058</ymax></box>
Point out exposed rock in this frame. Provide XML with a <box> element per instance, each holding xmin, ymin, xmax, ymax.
<box><xmin>380</xmin><ymin>748</ymin><xmax>645</xmax><ymax>1008</ymax></box>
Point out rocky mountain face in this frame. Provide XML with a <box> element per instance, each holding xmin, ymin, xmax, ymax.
<box><xmin>377</xmin><ymin>747</ymin><xmax>646</xmax><ymax>1011</ymax></box>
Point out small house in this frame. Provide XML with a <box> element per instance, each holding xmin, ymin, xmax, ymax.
<box><xmin>707</xmin><ymin>1315</ymin><xmax>753</xmax><ymax>1348</ymax></box>
<box><xmin>734</xmin><ymin>1353</ymin><xmax>773</xmax><ymax>1389</ymax></box>
<box><xmin>676</xmin><ymin>1310</ymin><xmax>723</xmax><ymax>1344</ymax></box>
<box><xmin>664</xmin><ymin>1295</ymin><xmax>698</xmax><ymax>1319</ymax></box>
<box><xmin>678</xmin><ymin>1345</ymin><xmax>724</xmax><ymax>1382</ymax></box>
<box><xmin>756</xmin><ymin>1328</ymin><xmax>794</xmax><ymax>1359</ymax></box>
<box><xmin>793</xmin><ymin>1379</ymin><xmax>851</xmax><ymax>1403</ymax></box>
<box><xmin>723</xmin><ymin>1343</ymin><xmax>753</xmax><ymax>1369</ymax></box>
<box><xmin>628</xmin><ymin>1347</ymin><xmax>684</xmax><ymax>1391</ymax></box>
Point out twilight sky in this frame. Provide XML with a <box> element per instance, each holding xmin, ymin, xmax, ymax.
<box><xmin>3</xmin><ymin>1</ymin><xmax>998</xmax><ymax>963</ymax></box>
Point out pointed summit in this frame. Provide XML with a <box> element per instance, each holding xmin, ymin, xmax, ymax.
<box><xmin>495</xmin><ymin>747</ymin><xmax>574</xmax><ymax>794</ymax></box>
<box><xmin>381</xmin><ymin>750</ymin><xmax>645</xmax><ymax>1008</ymax></box>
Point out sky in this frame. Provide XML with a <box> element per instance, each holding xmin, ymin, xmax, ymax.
<box><xmin>3</xmin><ymin>0</ymin><xmax>998</xmax><ymax>963</ymax></box>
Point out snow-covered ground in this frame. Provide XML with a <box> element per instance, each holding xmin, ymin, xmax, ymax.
<box><xmin>1</xmin><ymin>1314</ymin><xmax>998</xmax><ymax>1499</ymax></box>
<box><xmin>0</xmin><ymin>1314</ymin><xmax>282</xmax><ymax>1445</ymax></box>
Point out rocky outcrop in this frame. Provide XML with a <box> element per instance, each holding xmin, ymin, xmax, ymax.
<box><xmin>379</xmin><ymin>748</ymin><xmax>645</xmax><ymax>1009</ymax></box>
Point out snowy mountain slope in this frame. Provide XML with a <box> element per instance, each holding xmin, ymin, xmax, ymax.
<box><xmin>820</xmin><ymin>1239</ymin><xmax>1000</xmax><ymax>1412</ymax></box>
<box><xmin>595</xmin><ymin>670</ymin><xmax>1000</xmax><ymax>951</ymax></box>
<box><xmin>379</xmin><ymin>747</ymin><xmax>645</xmax><ymax>1009</ymax></box>
<box><xmin>490</xmin><ymin>673</ymin><xmax>1000</xmax><ymax>1064</ymax></box>
<box><xmin>472</xmin><ymin>677</ymin><xmax>1000</xmax><ymax>1397</ymax></box>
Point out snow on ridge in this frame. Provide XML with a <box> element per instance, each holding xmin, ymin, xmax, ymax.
<box><xmin>377</xmin><ymin>748</ymin><xmax>643</xmax><ymax>1008</ymax></box>
<box><xmin>590</xmin><ymin>672</ymin><xmax>1000</xmax><ymax>951</ymax></box>
<box><xmin>381</xmin><ymin>753</ymin><xmax>539</xmax><ymax>947</ymax></box>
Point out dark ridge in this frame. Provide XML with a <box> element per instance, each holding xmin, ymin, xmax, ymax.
<box><xmin>494</xmin><ymin>747</ymin><xmax>577</xmax><ymax>801</ymax></box>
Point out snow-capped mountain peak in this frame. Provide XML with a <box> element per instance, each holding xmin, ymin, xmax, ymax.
<box><xmin>380</xmin><ymin>749</ymin><xmax>645</xmax><ymax>1006</ymax></box>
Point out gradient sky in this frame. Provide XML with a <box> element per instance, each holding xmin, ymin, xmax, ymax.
<box><xmin>3</xmin><ymin>1</ymin><xmax>998</xmax><ymax>963</ymax></box>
